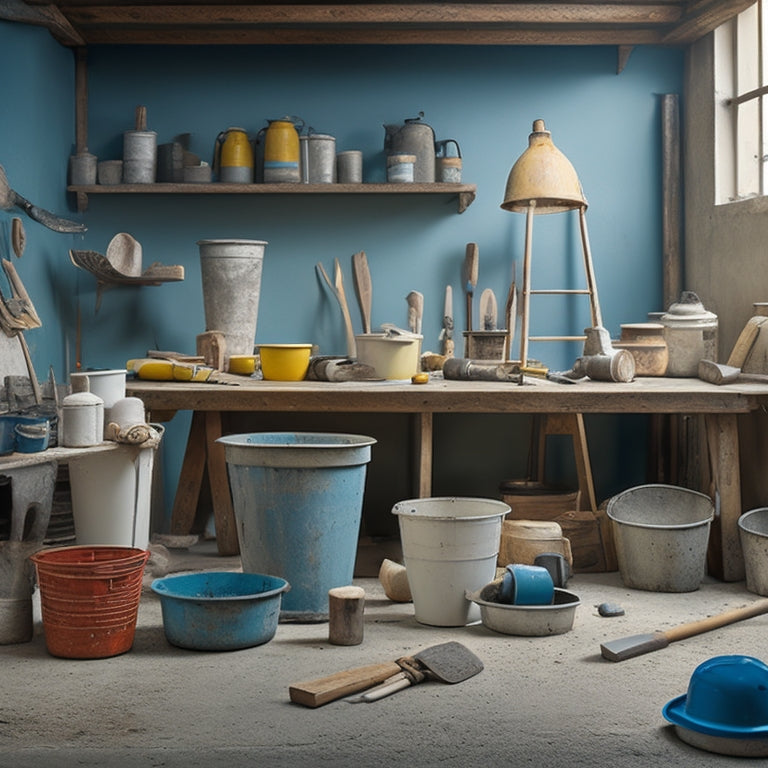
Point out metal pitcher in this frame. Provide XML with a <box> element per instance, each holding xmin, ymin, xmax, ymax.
<box><xmin>383</xmin><ymin>112</ymin><xmax>436</xmax><ymax>182</ymax></box>
<box><xmin>213</xmin><ymin>127</ymin><xmax>254</xmax><ymax>183</ymax></box>
<box><xmin>257</xmin><ymin>116</ymin><xmax>305</xmax><ymax>183</ymax></box>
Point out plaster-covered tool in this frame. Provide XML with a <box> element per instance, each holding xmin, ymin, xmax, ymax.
<box><xmin>0</xmin><ymin>164</ymin><xmax>86</xmax><ymax>233</ymax></box>
<box><xmin>317</xmin><ymin>258</ymin><xmax>356</xmax><ymax>358</ymax></box>
<box><xmin>600</xmin><ymin>599</ymin><xmax>768</xmax><ymax>662</ymax></box>
<box><xmin>289</xmin><ymin>641</ymin><xmax>483</xmax><ymax>707</ymax></box>
<box><xmin>441</xmin><ymin>285</ymin><xmax>454</xmax><ymax>357</ymax></box>
<box><xmin>697</xmin><ymin>359</ymin><xmax>768</xmax><ymax>386</ymax></box>
<box><xmin>351</xmin><ymin>250</ymin><xmax>372</xmax><ymax>334</ymax></box>
<box><xmin>463</xmin><ymin>242</ymin><xmax>478</xmax><ymax>333</ymax></box>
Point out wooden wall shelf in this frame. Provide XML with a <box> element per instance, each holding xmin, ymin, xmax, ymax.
<box><xmin>7</xmin><ymin>1</ymin><xmax>757</xmax><ymax>49</ymax></box>
<box><xmin>67</xmin><ymin>182</ymin><xmax>478</xmax><ymax>213</ymax></box>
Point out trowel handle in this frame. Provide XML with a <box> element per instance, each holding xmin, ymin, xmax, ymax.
<box><xmin>358</xmin><ymin>672</ymin><xmax>413</xmax><ymax>702</ymax></box>
<box><xmin>664</xmin><ymin>599</ymin><xmax>768</xmax><ymax>643</ymax></box>
<box><xmin>289</xmin><ymin>661</ymin><xmax>401</xmax><ymax>708</ymax></box>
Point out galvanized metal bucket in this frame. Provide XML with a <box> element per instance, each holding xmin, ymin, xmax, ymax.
<box><xmin>738</xmin><ymin>508</ymin><xmax>768</xmax><ymax>596</ymax></box>
<box><xmin>607</xmin><ymin>484</ymin><xmax>714</xmax><ymax>592</ymax></box>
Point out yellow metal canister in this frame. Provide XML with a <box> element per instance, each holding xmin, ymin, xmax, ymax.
<box><xmin>263</xmin><ymin>118</ymin><xmax>302</xmax><ymax>183</ymax></box>
<box><xmin>214</xmin><ymin>127</ymin><xmax>254</xmax><ymax>183</ymax></box>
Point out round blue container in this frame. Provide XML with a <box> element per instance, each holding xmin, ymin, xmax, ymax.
<box><xmin>151</xmin><ymin>571</ymin><xmax>289</xmax><ymax>651</ymax></box>
<box><xmin>217</xmin><ymin>432</ymin><xmax>376</xmax><ymax>621</ymax></box>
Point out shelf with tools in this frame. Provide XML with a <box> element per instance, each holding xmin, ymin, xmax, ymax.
<box><xmin>66</xmin><ymin>182</ymin><xmax>477</xmax><ymax>214</ymax></box>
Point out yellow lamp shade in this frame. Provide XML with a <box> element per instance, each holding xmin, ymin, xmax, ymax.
<box><xmin>501</xmin><ymin>119</ymin><xmax>587</xmax><ymax>214</ymax></box>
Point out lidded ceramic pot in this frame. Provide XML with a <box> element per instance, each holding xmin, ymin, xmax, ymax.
<box><xmin>61</xmin><ymin>391</ymin><xmax>104</xmax><ymax>447</ymax></box>
<box><xmin>660</xmin><ymin>292</ymin><xmax>718</xmax><ymax>377</ymax></box>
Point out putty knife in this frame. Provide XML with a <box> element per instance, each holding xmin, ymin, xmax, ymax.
<box><xmin>289</xmin><ymin>641</ymin><xmax>483</xmax><ymax>707</ymax></box>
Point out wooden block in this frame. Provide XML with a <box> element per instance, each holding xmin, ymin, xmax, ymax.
<box><xmin>554</xmin><ymin>510</ymin><xmax>607</xmax><ymax>573</ymax></box>
<box><xmin>289</xmin><ymin>661</ymin><xmax>400</xmax><ymax>708</ymax></box>
<box><xmin>328</xmin><ymin>585</ymin><xmax>365</xmax><ymax>646</ymax></box>
<box><xmin>196</xmin><ymin>331</ymin><xmax>226</xmax><ymax>370</ymax></box>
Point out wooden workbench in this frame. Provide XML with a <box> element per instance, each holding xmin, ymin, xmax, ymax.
<box><xmin>127</xmin><ymin>374</ymin><xmax>768</xmax><ymax>582</ymax></box>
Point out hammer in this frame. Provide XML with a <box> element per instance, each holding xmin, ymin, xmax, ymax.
<box><xmin>697</xmin><ymin>359</ymin><xmax>768</xmax><ymax>385</ymax></box>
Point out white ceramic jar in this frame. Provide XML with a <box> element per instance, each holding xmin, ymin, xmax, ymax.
<box><xmin>61</xmin><ymin>392</ymin><xmax>104</xmax><ymax>447</ymax></box>
<box><xmin>660</xmin><ymin>292</ymin><xmax>718</xmax><ymax>377</ymax></box>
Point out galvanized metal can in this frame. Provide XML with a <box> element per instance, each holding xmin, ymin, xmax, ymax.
<box><xmin>307</xmin><ymin>134</ymin><xmax>337</xmax><ymax>183</ymax></box>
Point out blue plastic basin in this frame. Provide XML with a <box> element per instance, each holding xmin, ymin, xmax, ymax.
<box><xmin>151</xmin><ymin>571</ymin><xmax>290</xmax><ymax>651</ymax></box>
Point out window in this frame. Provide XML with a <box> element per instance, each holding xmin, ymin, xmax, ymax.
<box><xmin>716</xmin><ymin>0</ymin><xmax>765</xmax><ymax>203</ymax></box>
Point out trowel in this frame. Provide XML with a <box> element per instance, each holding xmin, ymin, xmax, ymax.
<box><xmin>0</xmin><ymin>164</ymin><xmax>86</xmax><ymax>233</ymax></box>
<box><xmin>289</xmin><ymin>641</ymin><xmax>483</xmax><ymax>707</ymax></box>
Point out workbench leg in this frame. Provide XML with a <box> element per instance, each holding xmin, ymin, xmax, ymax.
<box><xmin>412</xmin><ymin>412</ymin><xmax>433</xmax><ymax>498</ymax></box>
<box><xmin>205</xmin><ymin>411</ymin><xmax>239</xmax><ymax>556</ymax></box>
<box><xmin>705</xmin><ymin>413</ymin><xmax>744</xmax><ymax>582</ymax></box>
<box><xmin>537</xmin><ymin>413</ymin><xmax>597</xmax><ymax>513</ymax></box>
<box><xmin>170</xmin><ymin>411</ymin><xmax>206</xmax><ymax>536</ymax></box>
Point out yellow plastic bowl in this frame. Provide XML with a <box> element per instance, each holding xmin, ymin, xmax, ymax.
<box><xmin>258</xmin><ymin>344</ymin><xmax>312</xmax><ymax>381</ymax></box>
<box><xmin>228</xmin><ymin>355</ymin><xmax>256</xmax><ymax>375</ymax></box>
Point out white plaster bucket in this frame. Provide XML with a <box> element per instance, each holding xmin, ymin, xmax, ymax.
<box><xmin>198</xmin><ymin>239</ymin><xmax>266</xmax><ymax>357</ymax></box>
<box><xmin>68</xmin><ymin>427</ymin><xmax>163</xmax><ymax>549</ymax></box>
<box><xmin>0</xmin><ymin>596</ymin><xmax>33</xmax><ymax>644</ymax></box>
<box><xmin>392</xmin><ymin>497</ymin><xmax>510</xmax><ymax>626</ymax></box>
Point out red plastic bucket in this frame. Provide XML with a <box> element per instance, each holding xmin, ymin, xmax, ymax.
<box><xmin>30</xmin><ymin>545</ymin><xmax>149</xmax><ymax>659</ymax></box>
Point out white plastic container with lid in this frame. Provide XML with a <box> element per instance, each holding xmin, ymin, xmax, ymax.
<box><xmin>660</xmin><ymin>291</ymin><xmax>718</xmax><ymax>377</ymax></box>
<box><xmin>61</xmin><ymin>391</ymin><xmax>104</xmax><ymax>447</ymax></box>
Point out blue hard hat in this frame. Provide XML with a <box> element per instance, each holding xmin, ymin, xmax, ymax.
<box><xmin>663</xmin><ymin>655</ymin><xmax>768</xmax><ymax>738</ymax></box>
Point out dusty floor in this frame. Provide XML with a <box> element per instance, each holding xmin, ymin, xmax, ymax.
<box><xmin>1</xmin><ymin>542</ymin><xmax>766</xmax><ymax>768</ymax></box>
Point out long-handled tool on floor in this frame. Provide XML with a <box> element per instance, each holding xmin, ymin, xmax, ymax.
<box><xmin>600</xmin><ymin>599</ymin><xmax>768</xmax><ymax>662</ymax></box>
<box><xmin>289</xmin><ymin>641</ymin><xmax>483</xmax><ymax>707</ymax></box>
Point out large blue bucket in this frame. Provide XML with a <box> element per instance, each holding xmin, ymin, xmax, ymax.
<box><xmin>217</xmin><ymin>432</ymin><xmax>376</xmax><ymax>621</ymax></box>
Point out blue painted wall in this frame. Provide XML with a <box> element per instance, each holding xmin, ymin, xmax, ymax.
<box><xmin>0</xmin><ymin>22</ymin><xmax>684</xmax><ymax>535</ymax></box>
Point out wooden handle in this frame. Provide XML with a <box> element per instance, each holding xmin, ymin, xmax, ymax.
<box><xmin>664</xmin><ymin>599</ymin><xmax>768</xmax><ymax>643</ymax></box>
<box><xmin>352</xmin><ymin>251</ymin><xmax>372</xmax><ymax>334</ymax></box>
<box><xmin>464</xmin><ymin>243</ymin><xmax>478</xmax><ymax>333</ymax></box>
<box><xmin>334</xmin><ymin>257</ymin><xmax>356</xmax><ymax>358</ymax></box>
<box><xmin>464</xmin><ymin>243</ymin><xmax>479</xmax><ymax>289</ymax></box>
<box><xmin>289</xmin><ymin>661</ymin><xmax>401</xmax><ymax>708</ymax></box>
<box><xmin>135</xmin><ymin>105</ymin><xmax>147</xmax><ymax>131</ymax></box>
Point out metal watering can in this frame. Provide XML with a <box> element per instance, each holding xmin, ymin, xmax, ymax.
<box><xmin>383</xmin><ymin>112</ymin><xmax>436</xmax><ymax>182</ymax></box>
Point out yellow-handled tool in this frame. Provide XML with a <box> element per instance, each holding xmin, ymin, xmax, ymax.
<box><xmin>127</xmin><ymin>358</ymin><xmax>216</xmax><ymax>382</ymax></box>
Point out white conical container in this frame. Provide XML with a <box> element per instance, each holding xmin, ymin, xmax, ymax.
<box><xmin>198</xmin><ymin>239</ymin><xmax>267</xmax><ymax>357</ymax></box>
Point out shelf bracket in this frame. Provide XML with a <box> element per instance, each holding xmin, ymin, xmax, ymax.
<box><xmin>458</xmin><ymin>189</ymin><xmax>475</xmax><ymax>213</ymax></box>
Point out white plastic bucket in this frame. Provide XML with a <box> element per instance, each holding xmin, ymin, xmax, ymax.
<box><xmin>68</xmin><ymin>428</ymin><xmax>162</xmax><ymax>549</ymax></box>
<box><xmin>392</xmin><ymin>497</ymin><xmax>509</xmax><ymax>626</ymax></box>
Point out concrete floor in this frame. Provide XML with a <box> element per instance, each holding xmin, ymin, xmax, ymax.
<box><xmin>1</xmin><ymin>541</ymin><xmax>766</xmax><ymax>768</ymax></box>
